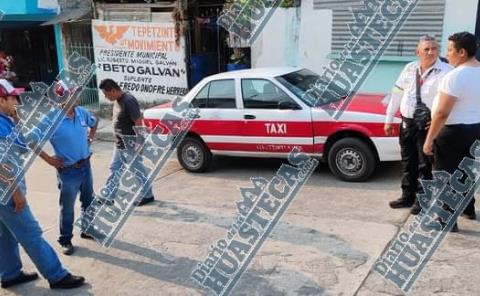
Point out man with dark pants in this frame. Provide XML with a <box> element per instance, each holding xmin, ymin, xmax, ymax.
<box><xmin>0</xmin><ymin>79</ymin><xmax>85</xmax><ymax>289</ymax></box>
<box><xmin>385</xmin><ymin>35</ymin><xmax>452</xmax><ymax>214</ymax></box>
<box><xmin>99</xmin><ymin>79</ymin><xmax>155</xmax><ymax>206</ymax></box>
<box><xmin>39</xmin><ymin>82</ymin><xmax>98</xmax><ymax>255</ymax></box>
<box><xmin>424</xmin><ymin>32</ymin><xmax>480</xmax><ymax>231</ymax></box>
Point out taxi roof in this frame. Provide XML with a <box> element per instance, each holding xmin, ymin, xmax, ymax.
<box><xmin>204</xmin><ymin>67</ymin><xmax>303</xmax><ymax>81</ymax></box>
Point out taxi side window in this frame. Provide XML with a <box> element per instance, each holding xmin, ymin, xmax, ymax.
<box><xmin>191</xmin><ymin>84</ymin><xmax>209</xmax><ymax>108</ymax></box>
<box><xmin>191</xmin><ymin>79</ymin><xmax>236</xmax><ymax>109</ymax></box>
<box><xmin>242</xmin><ymin>79</ymin><xmax>295</xmax><ymax>109</ymax></box>
<box><xmin>208</xmin><ymin>80</ymin><xmax>236</xmax><ymax>108</ymax></box>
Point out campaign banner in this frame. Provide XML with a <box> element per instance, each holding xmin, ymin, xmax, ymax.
<box><xmin>92</xmin><ymin>20</ymin><xmax>189</xmax><ymax>102</ymax></box>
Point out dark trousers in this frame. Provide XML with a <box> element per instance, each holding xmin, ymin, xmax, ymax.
<box><xmin>433</xmin><ymin>124</ymin><xmax>480</xmax><ymax>214</ymax></box>
<box><xmin>400</xmin><ymin>117</ymin><xmax>432</xmax><ymax>202</ymax></box>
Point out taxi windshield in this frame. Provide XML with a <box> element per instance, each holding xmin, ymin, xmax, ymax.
<box><xmin>276</xmin><ymin>69</ymin><xmax>339</xmax><ymax>107</ymax></box>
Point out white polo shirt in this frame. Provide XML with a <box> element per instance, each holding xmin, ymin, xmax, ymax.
<box><xmin>385</xmin><ymin>59</ymin><xmax>453</xmax><ymax>124</ymax></box>
<box><xmin>432</xmin><ymin>65</ymin><xmax>480</xmax><ymax>125</ymax></box>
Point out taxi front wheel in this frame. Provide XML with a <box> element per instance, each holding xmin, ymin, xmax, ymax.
<box><xmin>177</xmin><ymin>137</ymin><xmax>212</xmax><ymax>173</ymax></box>
<box><xmin>327</xmin><ymin>138</ymin><xmax>376</xmax><ymax>182</ymax></box>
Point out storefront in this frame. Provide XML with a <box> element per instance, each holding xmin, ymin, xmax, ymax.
<box><xmin>186</xmin><ymin>0</ymin><xmax>251</xmax><ymax>86</ymax></box>
<box><xmin>0</xmin><ymin>1</ymin><xmax>59</xmax><ymax>87</ymax></box>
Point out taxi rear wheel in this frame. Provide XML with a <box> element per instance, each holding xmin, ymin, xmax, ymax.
<box><xmin>327</xmin><ymin>138</ymin><xmax>376</xmax><ymax>182</ymax></box>
<box><xmin>177</xmin><ymin>137</ymin><xmax>212</xmax><ymax>173</ymax></box>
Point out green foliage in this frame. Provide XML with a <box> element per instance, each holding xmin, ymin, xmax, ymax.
<box><xmin>280</xmin><ymin>0</ymin><xmax>296</xmax><ymax>8</ymax></box>
<box><xmin>230</xmin><ymin>49</ymin><xmax>250</xmax><ymax>64</ymax></box>
<box><xmin>224</xmin><ymin>0</ymin><xmax>297</xmax><ymax>9</ymax></box>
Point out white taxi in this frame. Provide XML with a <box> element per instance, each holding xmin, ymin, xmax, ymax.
<box><xmin>143</xmin><ymin>68</ymin><xmax>401</xmax><ymax>181</ymax></box>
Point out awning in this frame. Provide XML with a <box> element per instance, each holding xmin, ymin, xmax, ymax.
<box><xmin>40</xmin><ymin>8</ymin><xmax>91</xmax><ymax>26</ymax></box>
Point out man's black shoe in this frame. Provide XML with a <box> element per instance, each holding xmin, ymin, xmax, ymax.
<box><xmin>461</xmin><ymin>212</ymin><xmax>477</xmax><ymax>220</ymax></box>
<box><xmin>1</xmin><ymin>271</ymin><xmax>38</xmax><ymax>288</ymax></box>
<box><xmin>97</xmin><ymin>197</ymin><xmax>114</xmax><ymax>206</ymax></box>
<box><xmin>60</xmin><ymin>243</ymin><xmax>74</xmax><ymax>256</ymax></box>
<box><xmin>410</xmin><ymin>202</ymin><xmax>422</xmax><ymax>215</ymax></box>
<box><xmin>50</xmin><ymin>274</ymin><xmax>85</xmax><ymax>289</ymax></box>
<box><xmin>80</xmin><ymin>232</ymin><xmax>94</xmax><ymax>240</ymax></box>
<box><xmin>389</xmin><ymin>198</ymin><xmax>414</xmax><ymax>209</ymax></box>
<box><xmin>437</xmin><ymin>218</ymin><xmax>459</xmax><ymax>233</ymax></box>
<box><xmin>137</xmin><ymin>196</ymin><xmax>155</xmax><ymax>207</ymax></box>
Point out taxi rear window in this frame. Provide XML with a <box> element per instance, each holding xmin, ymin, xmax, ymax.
<box><xmin>191</xmin><ymin>79</ymin><xmax>236</xmax><ymax>109</ymax></box>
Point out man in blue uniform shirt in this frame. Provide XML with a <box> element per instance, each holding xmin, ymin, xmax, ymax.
<box><xmin>39</xmin><ymin>82</ymin><xmax>98</xmax><ymax>255</ymax></box>
<box><xmin>0</xmin><ymin>79</ymin><xmax>85</xmax><ymax>289</ymax></box>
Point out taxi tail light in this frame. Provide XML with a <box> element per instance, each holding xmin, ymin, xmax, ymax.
<box><xmin>144</xmin><ymin>119</ymin><xmax>168</xmax><ymax>134</ymax></box>
<box><xmin>144</xmin><ymin>118</ymin><xmax>186</xmax><ymax>135</ymax></box>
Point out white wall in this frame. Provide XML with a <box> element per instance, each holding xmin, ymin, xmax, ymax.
<box><xmin>252</xmin><ymin>0</ymin><xmax>332</xmax><ymax>72</ymax></box>
<box><xmin>440</xmin><ymin>0</ymin><xmax>478</xmax><ymax>55</ymax></box>
<box><xmin>298</xmin><ymin>1</ymin><xmax>332</xmax><ymax>75</ymax></box>
<box><xmin>251</xmin><ymin>9</ymin><xmax>292</xmax><ymax>67</ymax></box>
<box><xmin>151</xmin><ymin>12</ymin><xmax>172</xmax><ymax>23</ymax></box>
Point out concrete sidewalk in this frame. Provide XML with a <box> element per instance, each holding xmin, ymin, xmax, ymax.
<box><xmin>95</xmin><ymin>118</ymin><xmax>114</xmax><ymax>142</ymax></box>
<box><xmin>1</xmin><ymin>142</ymin><xmax>479</xmax><ymax>296</ymax></box>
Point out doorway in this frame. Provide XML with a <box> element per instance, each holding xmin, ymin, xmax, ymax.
<box><xmin>0</xmin><ymin>25</ymin><xmax>58</xmax><ymax>88</ymax></box>
<box><xmin>185</xmin><ymin>0</ymin><xmax>251</xmax><ymax>87</ymax></box>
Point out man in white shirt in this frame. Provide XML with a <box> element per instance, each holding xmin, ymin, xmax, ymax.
<box><xmin>385</xmin><ymin>35</ymin><xmax>452</xmax><ymax>214</ymax></box>
<box><xmin>424</xmin><ymin>31</ymin><xmax>480</xmax><ymax>230</ymax></box>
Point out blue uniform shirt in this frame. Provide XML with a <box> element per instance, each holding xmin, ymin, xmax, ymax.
<box><xmin>0</xmin><ymin>111</ymin><xmax>27</xmax><ymax>197</ymax></box>
<box><xmin>50</xmin><ymin>107</ymin><xmax>97</xmax><ymax>166</ymax></box>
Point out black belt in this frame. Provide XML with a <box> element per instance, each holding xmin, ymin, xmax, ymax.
<box><xmin>58</xmin><ymin>155</ymin><xmax>91</xmax><ymax>172</ymax></box>
<box><xmin>444</xmin><ymin>123</ymin><xmax>480</xmax><ymax>129</ymax></box>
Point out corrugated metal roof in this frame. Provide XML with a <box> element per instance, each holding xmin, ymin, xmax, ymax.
<box><xmin>41</xmin><ymin>8</ymin><xmax>91</xmax><ymax>26</ymax></box>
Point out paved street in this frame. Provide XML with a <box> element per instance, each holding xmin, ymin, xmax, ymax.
<box><xmin>1</xmin><ymin>140</ymin><xmax>479</xmax><ymax>296</ymax></box>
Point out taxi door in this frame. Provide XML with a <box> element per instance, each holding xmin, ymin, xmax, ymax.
<box><xmin>188</xmin><ymin>78</ymin><xmax>245</xmax><ymax>153</ymax></box>
<box><xmin>238</xmin><ymin>78</ymin><xmax>315</xmax><ymax>155</ymax></box>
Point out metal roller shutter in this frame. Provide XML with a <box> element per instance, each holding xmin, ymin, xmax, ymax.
<box><xmin>314</xmin><ymin>0</ymin><xmax>446</xmax><ymax>57</ymax></box>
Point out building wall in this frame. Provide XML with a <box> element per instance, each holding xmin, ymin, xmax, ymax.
<box><xmin>252</xmin><ymin>0</ymin><xmax>479</xmax><ymax>94</ymax></box>
<box><xmin>441</xmin><ymin>0</ymin><xmax>479</xmax><ymax>53</ymax></box>
<box><xmin>0</xmin><ymin>0</ymin><xmax>57</xmax><ymax>21</ymax></box>
<box><xmin>252</xmin><ymin>0</ymin><xmax>332</xmax><ymax>74</ymax></box>
<box><xmin>0</xmin><ymin>2</ymin><xmax>29</xmax><ymax>14</ymax></box>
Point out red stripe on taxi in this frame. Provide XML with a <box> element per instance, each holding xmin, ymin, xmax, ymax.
<box><xmin>207</xmin><ymin>143</ymin><xmax>316</xmax><ymax>153</ymax></box>
<box><xmin>144</xmin><ymin>119</ymin><xmax>399</xmax><ymax>138</ymax></box>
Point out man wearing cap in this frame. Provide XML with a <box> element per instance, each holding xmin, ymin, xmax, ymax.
<box><xmin>0</xmin><ymin>79</ymin><xmax>85</xmax><ymax>289</ymax></box>
<box><xmin>38</xmin><ymin>81</ymin><xmax>98</xmax><ymax>255</ymax></box>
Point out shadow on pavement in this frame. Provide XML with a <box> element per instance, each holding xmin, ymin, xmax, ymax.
<box><xmin>75</xmin><ymin>240</ymin><xmax>327</xmax><ymax>295</ymax></box>
<box><xmin>458</xmin><ymin>227</ymin><xmax>480</xmax><ymax>237</ymax></box>
<box><xmin>133</xmin><ymin>202</ymin><xmax>369</xmax><ymax>264</ymax></box>
<box><xmin>173</xmin><ymin>156</ymin><xmax>402</xmax><ymax>192</ymax></box>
